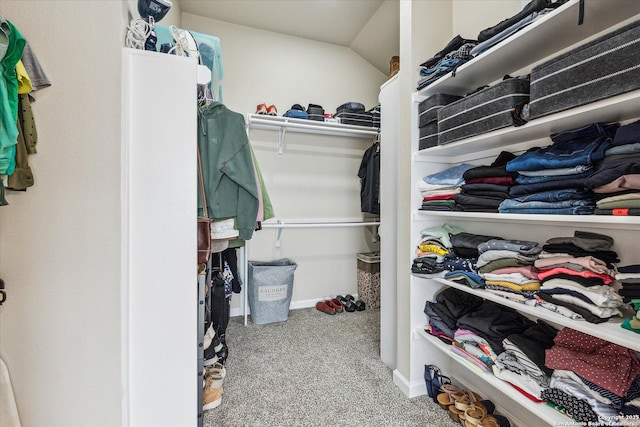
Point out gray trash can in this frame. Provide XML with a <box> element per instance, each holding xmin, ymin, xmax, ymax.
<box><xmin>247</xmin><ymin>258</ymin><xmax>297</xmax><ymax>324</ymax></box>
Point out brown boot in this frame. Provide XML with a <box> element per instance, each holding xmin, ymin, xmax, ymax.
<box><xmin>203</xmin><ymin>375</ymin><xmax>222</xmax><ymax>410</ymax></box>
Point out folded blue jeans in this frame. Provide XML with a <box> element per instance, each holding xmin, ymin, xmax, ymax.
<box><xmin>510</xmin><ymin>176</ymin><xmax>589</xmax><ymax>196</ymax></box>
<box><xmin>422</xmin><ymin>163</ymin><xmax>477</xmax><ymax>186</ymax></box>
<box><xmin>511</xmin><ymin>188</ymin><xmax>592</xmax><ymax>203</ymax></box>
<box><xmin>516</xmin><ymin>169</ymin><xmax>594</xmax><ymax>185</ymax></box>
<box><xmin>499</xmin><ymin>206</ymin><xmax>595</xmax><ymax>215</ymax></box>
<box><xmin>507</xmin><ymin>123</ymin><xmax>618</xmax><ymax>172</ymax></box>
<box><xmin>499</xmin><ymin>198</ymin><xmax>594</xmax><ymax>211</ymax></box>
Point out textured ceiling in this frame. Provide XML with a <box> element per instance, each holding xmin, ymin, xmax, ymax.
<box><xmin>178</xmin><ymin>0</ymin><xmax>399</xmax><ymax>74</ymax></box>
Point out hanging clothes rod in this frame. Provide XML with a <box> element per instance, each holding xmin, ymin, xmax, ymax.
<box><xmin>262</xmin><ymin>219</ymin><xmax>381</xmax><ymax>229</ymax></box>
<box><xmin>262</xmin><ymin>218</ymin><xmax>380</xmax><ymax>247</ymax></box>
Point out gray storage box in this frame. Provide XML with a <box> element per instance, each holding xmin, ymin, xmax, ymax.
<box><xmin>335</xmin><ymin>111</ymin><xmax>374</xmax><ymax>127</ymax></box>
<box><xmin>437</xmin><ymin>78</ymin><xmax>530</xmax><ymax>145</ymax></box>
<box><xmin>248</xmin><ymin>258</ymin><xmax>297</xmax><ymax>324</ymax></box>
<box><xmin>529</xmin><ymin>19</ymin><xmax>640</xmax><ymax>120</ymax></box>
<box><xmin>357</xmin><ymin>252</ymin><xmax>380</xmax><ymax>309</ymax></box>
<box><xmin>418</xmin><ymin>93</ymin><xmax>462</xmax><ymax>127</ymax></box>
<box><xmin>419</xmin><ymin>122</ymin><xmax>438</xmax><ymax>150</ymax></box>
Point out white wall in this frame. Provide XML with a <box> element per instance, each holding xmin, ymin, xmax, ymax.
<box><xmin>0</xmin><ymin>1</ymin><xmax>123</xmax><ymax>426</ymax></box>
<box><xmin>182</xmin><ymin>13</ymin><xmax>386</xmax><ymax>115</ymax></box>
<box><xmin>181</xmin><ymin>13</ymin><xmax>386</xmax><ymax>309</ymax></box>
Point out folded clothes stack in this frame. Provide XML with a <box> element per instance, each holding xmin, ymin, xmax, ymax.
<box><xmin>586</xmin><ymin>120</ymin><xmax>640</xmax><ymax>216</ymax></box>
<box><xmin>503</xmin><ymin>122</ymin><xmax>619</xmax><ymax>215</ymax></box>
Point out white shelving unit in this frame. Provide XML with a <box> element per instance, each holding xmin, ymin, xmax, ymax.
<box><xmin>407</xmin><ymin>5</ymin><xmax>640</xmax><ymax>427</ymax></box>
<box><xmin>241</xmin><ymin>114</ymin><xmax>380</xmax><ymax>325</ymax></box>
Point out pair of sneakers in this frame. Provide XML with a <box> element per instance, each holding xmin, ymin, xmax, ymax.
<box><xmin>256</xmin><ymin>103</ymin><xmax>277</xmax><ymax>116</ymax></box>
<box><xmin>203</xmin><ymin>361</ymin><xmax>226</xmax><ymax>410</ymax></box>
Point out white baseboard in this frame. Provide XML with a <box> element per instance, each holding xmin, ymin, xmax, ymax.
<box><xmin>230</xmin><ymin>295</ymin><xmax>359</xmax><ymax>318</ymax></box>
<box><xmin>393</xmin><ymin>369</ymin><xmax>427</xmax><ymax>398</ymax></box>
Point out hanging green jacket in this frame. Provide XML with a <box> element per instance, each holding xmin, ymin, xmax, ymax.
<box><xmin>198</xmin><ymin>102</ymin><xmax>259</xmax><ymax>241</ymax></box>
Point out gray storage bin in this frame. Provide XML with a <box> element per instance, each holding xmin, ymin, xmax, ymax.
<box><xmin>437</xmin><ymin>78</ymin><xmax>530</xmax><ymax>145</ymax></box>
<box><xmin>529</xmin><ymin>19</ymin><xmax>640</xmax><ymax>120</ymax></box>
<box><xmin>248</xmin><ymin>258</ymin><xmax>298</xmax><ymax>324</ymax></box>
<box><xmin>419</xmin><ymin>122</ymin><xmax>438</xmax><ymax>150</ymax></box>
<box><xmin>418</xmin><ymin>93</ymin><xmax>462</xmax><ymax>127</ymax></box>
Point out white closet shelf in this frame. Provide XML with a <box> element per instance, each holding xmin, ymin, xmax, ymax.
<box><xmin>416</xmin><ymin>1</ymin><xmax>640</xmax><ymax>99</ymax></box>
<box><xmin>415</xmin><ymin>275</ymin><xmax>640</xmax><ymax>353</ymax></box>
<box><xmin>414</xmin><ymin>328</ymin><xmax>565</xmax><ymax>426</ymax></box>
<box><xmin>413</xmin><ymin>88</ymin><xmax>640</xmax><ymax>164</ymax></box>
<box><xmin>247</xmin><ymin>114</ymin><xmax>378</xmax><ymax>153</ymax></box>
<box><xmin>413</xmin><ymin>210</ymin><xmax>640</xmax><ymax>231</ymax></box>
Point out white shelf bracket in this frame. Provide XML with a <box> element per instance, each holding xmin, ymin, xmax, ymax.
<box><xmin>275</xmin><ymin>220</ymin><xmax>284</xmax><ymax>247</ymax></box>
<box><xmin>278</xmin><ymin>126</ymin><xmax>287</xmax><ymax>154</ymax></box>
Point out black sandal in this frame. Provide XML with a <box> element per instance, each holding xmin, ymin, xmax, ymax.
<box><xmin>343</xmin><ymin>300</ymin><xmax>356</xmax><ymax>312</ymax></box>
<box><xmin>355</xmin><ymin>300</ymin><xmax>366</xmax><ymax>311</ymax></box>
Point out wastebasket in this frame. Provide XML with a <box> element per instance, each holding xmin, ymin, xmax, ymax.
<box><xmin>357</xmin><ymin>252</ymin><xmax>380</xmax><ymax>309</ymax></box>
<box><xmin>247</xmin><ymin>258</ymin><xmax>297</xmax><ymax>324</ymax></box>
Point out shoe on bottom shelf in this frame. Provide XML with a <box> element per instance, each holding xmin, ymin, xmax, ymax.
<box><xmin>205</xmin><ymin>362</ymin><xmax>226</xmax><ymax>389</ymax></box>
<box><xmin>203</xmin><ymin>377</ymin><xmax>222</xmax><ymax>410</ymax></box>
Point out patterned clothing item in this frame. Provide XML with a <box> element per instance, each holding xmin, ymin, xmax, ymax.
<box><xmin>545</xmin><ymin>328</ymin><xmax>640</xmax><ymax>397</ymax></box>
<box><xmin>541</xmin><ymin>388</ymin><xmax>599</xmax><ymax>424</ymax></box>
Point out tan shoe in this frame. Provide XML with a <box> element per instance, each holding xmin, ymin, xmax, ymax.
<box><xmin>203</xmin><ymin>376</ymin><xmax>222</xmax><ymax>410</ymax></box>
<box><xmin>204</xmin><ymin>361</ymin><xmax>226</xmax><ymax>389</ymax></box>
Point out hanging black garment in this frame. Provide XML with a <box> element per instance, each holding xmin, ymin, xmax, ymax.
<box><xmin>210</xmin><ymin>270</ymin><xmax>229</xmax><ymax>340</ymax></box>
<box><xmin>222</xmin><ymin>247</ymin><xmax>242</xmax><ymax>293</ymax></box>
<box><xmin>358</xmin><ymin>140</ymin><xmax>380</xmax><ymax>215</ymax></box>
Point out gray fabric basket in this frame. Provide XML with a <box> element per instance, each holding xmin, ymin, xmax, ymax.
<box><xmin>437</xmin><ymin>78</ymin><xmax>530</xmax><ymax>145</ymax></box>
<box><xmin>335</xmin><ymin>111</ymin><xmax>374</xmax><ymax>127</ymax></box>
<box><xmin>418</xmin><ymin>93</ymin><xmax>462</xmax><ymax>127</ymax></box>
<box><xmin>248</xmin><ymin>258</ymin><xmax>297</xmax><ymax>324</ymax></box>
<box><xmin>529</xmin><ymin>19</ymin><xmax>640</xmax><ymax>120</ymax></box>
<box><xmin>419</xmin><ymin>122</ymin><xmax>438</xmax><ymax>150</ymax></box>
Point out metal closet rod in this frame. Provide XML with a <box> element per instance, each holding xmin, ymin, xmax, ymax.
<box><xmin>261</xmin><ymin>218</ymin><xmax>381</xmax><ymax>228</ymax></box>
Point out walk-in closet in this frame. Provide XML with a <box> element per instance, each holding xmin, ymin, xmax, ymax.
<box><xmin>1</xmin><ymin>1</ymin><xmax>640</xmax><ymax>426</ymax></box>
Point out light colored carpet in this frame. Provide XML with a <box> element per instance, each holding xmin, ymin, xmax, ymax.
<box><xmin>203</xmin><ymin>306</ymin><xmax>456</xmax><ymax>426</ymax></box>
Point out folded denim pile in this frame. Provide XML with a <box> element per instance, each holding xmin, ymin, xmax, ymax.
<box><xmin>415</xmin><ymin>0</ymin><xmax>568</xmax><ymax>91</ymax></box>
<box><xmin>416</xmin><ymin>35</ymin><xmax>477</xmax><ymax>91</ymax></box>
<box><xmin>504</xmin><ymin>122</ymin><xmax>619</xmax><ymax>215</ymax></box>
<box><xmin>417</xmin><ymin>120</ymin><xmax>640</xmax><ymax>216</ymax></box>
<box><xmin>585</xmin><ymin>119</ymin><xmax>640</xmax><ymax>216</ymax></box>
<box><xmin>471</xmin><ymin>0</ymin><xmax>567</xmax><ymax>59</ymax></box>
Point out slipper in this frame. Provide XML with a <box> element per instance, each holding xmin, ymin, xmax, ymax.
<box><xmin>463</xmin><ymin>404</ymin><xmax>487</xmax><ymax>427</ymax></box>
<box><xmin>343</xmin><ymin>300</ymin><xmax>356</xmax><ymax>312</ymax></box>
<box><xmin>336</xmin><ymin>294</ymin><xmax>355</xmax><ymax>304</ymax></box>
<box><xmin>328</xmin><ymin>298</ymin><xmax>344</xmax><ymax>313</ymax></box>
<box><xmin>315</xmin><ymin>300</ymin><xmax>335</xmax><ymax>315</ymax></box>
<box><xmin>355</xmin><ymin>300</ymin><xmax>366</xmax><ymax>311</ymax></box>
<box><xmin>436</xmin><ymin>384</ymin><xmax>461</xmax><ymax>410</ymax></box>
